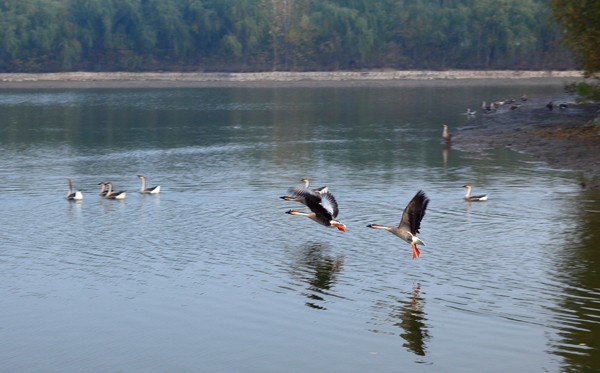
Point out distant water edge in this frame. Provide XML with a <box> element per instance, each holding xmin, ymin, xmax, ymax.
<box><xmin>0</xmin><ymin>70</ymin><xmax>585</xmax><ymax>89</ymax></box>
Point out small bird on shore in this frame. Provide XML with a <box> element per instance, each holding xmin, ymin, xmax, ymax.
<box><xmin>482</xmin><ymin>100</ymin><xmax>495</xmax><ymax>113</ymax></box>
<box><xmin>546</xmin><ymin>101</ymin><xmax>554</xmax><ymax>111</ymax></box>
<box><xmin>138</xmin><ymin>175</ymin><xmax>160</xmax><ymax>194</ymax></box>
<box><xmin>463</xmin><ymin>184</ymin><xmax>488</xmax><ymax>202</ymax></box>
<box><xmin>367</xmin><ymin>190</ymin><xmax>430</xmax><ymax>259</ymax></box>
<box><xmin>66</xmin><ymin>178</ymin><xmax>83</xmax><ymax>201</ymax></box>
<box><xmin>285</xmin><ymin>188</ymin><xmax>346</xmax><ymax>232</ymax></box>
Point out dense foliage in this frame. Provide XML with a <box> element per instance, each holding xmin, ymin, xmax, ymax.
<box><xmin>0</xmin><ymin>0</ymin><xmax>574</xmax><ymax>72</ymax></box>
<box><xmin>552</xmin><ymin>0</ymin><xmax>600</xmax><ymax>101</ymax></box>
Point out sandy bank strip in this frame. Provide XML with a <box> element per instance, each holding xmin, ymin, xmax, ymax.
<box><xmin>0</xmin><ymin>70</ymin><xmax>585</xmax><ymax>89</ymax></box>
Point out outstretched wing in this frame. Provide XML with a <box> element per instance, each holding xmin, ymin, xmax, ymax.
<box><xmin>318</xmin><ymin>192</ymin><xmax>339</xmax><ymax>218</ymax></box>
<box><xmin>287</xmin><ymin>186</ymin><xmax>318</xmax><ymax>198</ymax></box>
<box><xmin>300</xmin><ymin>191</ymin><xmax>334</xmax><ymax>219</ymax></box>
<box><xmin>399</xmin><ymin>190</ymin><xmax>430</xmax><ymax>234</ymax></box>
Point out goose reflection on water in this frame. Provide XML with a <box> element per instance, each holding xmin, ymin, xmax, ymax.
<box><xmin>285</xmin><ymin>242</ymin><xmax>345</xmax><ymax>310</ymax></box>
<box><xmin>370</xmin><ymin>283</ymin><xmax>430</xmax><ymax>357</ymax></box>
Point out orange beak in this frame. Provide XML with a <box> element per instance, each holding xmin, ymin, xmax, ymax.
<box><xmin>336</xmin><ymin>225</ymin><xmax>346</xmax><ymax>232</ymax></box>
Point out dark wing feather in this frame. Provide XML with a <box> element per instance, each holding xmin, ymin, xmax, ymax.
<box><xmin>287</xmin><ymin>187</ymin><xmax>316</xmax><ymax>197</ymax></box>
<box><xmin>319</xmin><ymin>192</ymin><xmax>339</xmax><ymax>218</ymax></box>
<box><xmin>398</xmin><ymin>190</ymin><xmax>430</xmax><ymax>234</ymax></box>
<box><xmin>302</xmin><ymin>192</ymin><xmax>335</xmax><ymax>221</ymax></box>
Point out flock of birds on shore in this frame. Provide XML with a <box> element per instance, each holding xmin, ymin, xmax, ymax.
<box><xmin>460</xmin><ymin>94</ymin><xmax>569</xmax><ymax>118</ymax></box>
<box><xmin>66</xmin><ymin>174</ymin><xmax>489</xmax><ymax>259</ymax></box>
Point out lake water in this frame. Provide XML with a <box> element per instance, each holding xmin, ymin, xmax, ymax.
<box><xmin>0</xmin><ymin>84</ymin><xmax>598</xmax><ymax>372</ymax></box>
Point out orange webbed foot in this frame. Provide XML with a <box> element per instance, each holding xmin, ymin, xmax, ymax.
<box><xmin>411</xmin><ymin>244</ymin><xmax>420</xmax><ymax>259</ymax></box>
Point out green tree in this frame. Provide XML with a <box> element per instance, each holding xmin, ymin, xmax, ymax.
<box><xmin>552</xmin><ymin>0</ymin><xmax>600</xmax><ymax>76</ymax></box>
<box><xmin>552</xmin><ymin>0</ymin><xmax>600</xmax><ymax>101</ymax></box>
<box><xmin>0</xmin><ymin>0</ymin><xmax>579</xmax><ymax>72</ymax></box>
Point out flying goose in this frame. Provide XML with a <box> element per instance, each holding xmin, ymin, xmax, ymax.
<box><xmin>285</xmin><ymin>189</ymin><xmax>346</xmax><ymax>231</ymax></box>
<box><xmin>280</xmin><ymin>178</ymin><xmax>327</xmax><ymax>205</ymax></box>
<box><xmin>367</xmin><ymin>190</ymin><xmax>430</xmax><ymax>259</ymax></box>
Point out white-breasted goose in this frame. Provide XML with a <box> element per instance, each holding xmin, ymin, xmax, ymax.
<box><xmin>105</xmin><ymin>182</ymin><xmax>126</xmax><ymax>200</ymax></box>
<box><xmin>463</xmin><ymin>184</ymin><xmax>488</xmax><ymax>201</ymax></box>
<box><xmin>66</xmin><ymin>178</ymin><xmax>83</xmax><ymax>201</ymax></box>
<box><xmin>138</xmin><ymin>175</ymin><xmax>161</xmax><ymax>194</ymax></box>
<box><xmin>285</xmin><ymin>189</ymin><xmax>346</xmax><ymax>231</ymax></box>
<box><xmin>367</xmin><ymin>190</ymin><xmax>430</xmax><ymax>259</ymax></box>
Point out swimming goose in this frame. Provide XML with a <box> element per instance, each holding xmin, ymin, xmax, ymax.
<box><xmin>367</xmin><ymin>190</ymin><xmax>430</xmax><ymax>259</ymax></box>
<box><xmin>66</xmin><ymin>178</ymin><xmax>83</xmax><ymax>201</ymax></box>
<box><xmin>138</xmin><ymin>175</ymin><xmax>161</xmax><ymax>194</ymax></box>
<box><xmin>285</xmin><ymin>189</ymin><xmax>346</xmax><ymax>231</ymax></box>
<box><xmin>442</xmin><ymin>124</ymin><xmax>452</xmax><ymax>145</ymax></box>
<box><xmin>280</xmin><ymin>178</ymin><xmax>327</xmax><ymax>204</ymax></box>
<box><xmin>105</xmin><ymin>182</ymin><xmax>126</xmax><ymax>200</ymax></box>
<box><xmin>463</xmin><ymin>184</ymin><xmax>488</xmax><ymax>201</ymax></box>
<box><xmin>98</xmin><ymin>182</ymin><xmax>109</xmax><ymax>196</ymax></box>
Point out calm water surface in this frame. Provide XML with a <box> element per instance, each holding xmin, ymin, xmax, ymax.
<box><xmin>1</xmin><ymin>84</ymin><xmax>598</xmax><ymax>372</ymax></box>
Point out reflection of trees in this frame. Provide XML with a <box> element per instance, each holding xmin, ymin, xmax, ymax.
<box><xmin>371</xmin><ymin>283</ymin><xmax>430</xmax><ymax>356</ymax></box>
<box><xmin>287</xmin><ymin>242</ymin><xmax>345</xmax><ymax>310</ymax></box>
<box><xmin>550</xmin><ymin>195</ymin><xmax>600</xmax><ymax>371</ymax></box>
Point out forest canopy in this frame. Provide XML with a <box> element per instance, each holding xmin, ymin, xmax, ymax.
<box><xmin>0</xmin><ymin>0</ymin><xmax>575</xmax><ymax>72</ymax></box>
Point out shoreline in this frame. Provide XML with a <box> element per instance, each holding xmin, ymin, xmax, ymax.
<box><xmin>0</xmin><ymin>70</ymin><xmax>586</xmax><ymax>89</ymax></box>
<box><xmin>454</xmin><ymin>96</ymin><xmax>600</xmax><ymax>189</ymax></box>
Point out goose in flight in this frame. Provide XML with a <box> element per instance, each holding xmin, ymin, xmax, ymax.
<box><xmin>280</xmin><ymin>178</ymin><xmax>327</xmax><ymax>205</ymax></box>
<box><xmin>66</xmin><ymin>178</ymin><xmax>83</xmax><ymax>201</ymax></box>
<box><xmin>301</xmin><ymin>178</ymin><xmax>328</xmax><ymax>194</ymax></box>
<box><xmin>285</xmin><ymin>189</ymin><xmax>346</xmax><ymax>232</ymax></box>
<box><xmin>104</xmin><ymin>182</ymin><xmax>126</xmax><ymax>200</ymax></box>
<box><xmin>463</xmin><ymin>184</ymin><xmax>488</xmax><ymax>201</ymax></box>
<box><xmin>138</xmin><ymin>175</ymin><xmax>161</xmax><ymax>194</ymax></box>
<box><xmin>367</xmin><ymin>190</ymin><xmax>430</xmax><ymax>259</ymax></box>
